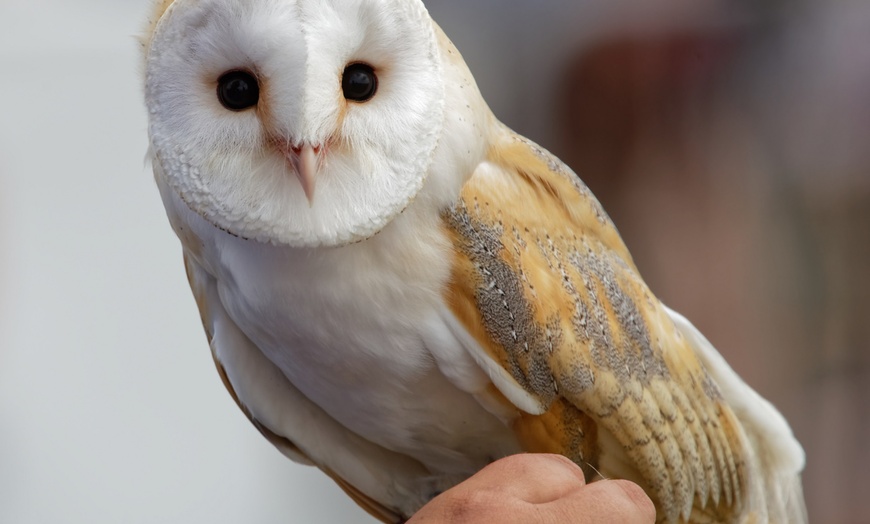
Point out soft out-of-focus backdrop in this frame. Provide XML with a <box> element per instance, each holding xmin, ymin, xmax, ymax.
<box><xmin>0</xmin><ymin>0</ymin><xmax>867</xmax><ymax>522</ymax></box>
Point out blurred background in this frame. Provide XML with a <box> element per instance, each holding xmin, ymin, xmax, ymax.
<box><xmin>0</xmin><ymin>0</ymin><xmax>867</xmax><ymax>522</ymax></box>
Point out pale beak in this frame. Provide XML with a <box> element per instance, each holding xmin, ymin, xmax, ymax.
<box><xmin>285</xmin><ymin>144</ymin><xmax>322</xmax><ymax>206</ymax></box>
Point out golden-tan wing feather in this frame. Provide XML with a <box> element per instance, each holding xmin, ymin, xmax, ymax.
<box><xmin>442</xmin><ymin>128</ymin><xmax>750</xmax><ymax>523</ymax></box>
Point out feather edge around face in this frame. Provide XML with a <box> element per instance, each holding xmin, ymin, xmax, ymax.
<box><xmin>144</xmin><ymin>0</ymin><xmax>446</xmax><ymax>248</ymax></box>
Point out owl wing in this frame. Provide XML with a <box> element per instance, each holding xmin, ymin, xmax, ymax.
<box><xmin>181</xmin><ymin>251</ymin><xmax>429</xmax><ymax>523</ymax></box>
<box><xmin>436</xmin><ymin>126</ymin><xmax>803</xmax><ymax>523</ymax></box>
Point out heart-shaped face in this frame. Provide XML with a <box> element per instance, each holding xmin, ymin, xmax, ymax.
<box><xmin>144</xmin><ymin>0</ymin><xmax>445</xmax><ymax>247</ymax></box>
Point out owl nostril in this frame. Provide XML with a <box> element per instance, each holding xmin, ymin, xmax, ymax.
<box><xmin>290</xmin><ymin>144</ymin><xmax>322</xmax><ymax>156</ymax></box>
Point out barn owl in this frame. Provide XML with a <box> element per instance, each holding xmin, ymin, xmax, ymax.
<box><xmin>141</xmin><ymin>0</ymin><xmax>807</xmax><ymax>522</ymax></box>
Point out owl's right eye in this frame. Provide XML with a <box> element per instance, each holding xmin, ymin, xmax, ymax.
<box><xmin>217</xmin><ymin>70</ymin><xmax>260</xmax><ymax>111</ymax></box>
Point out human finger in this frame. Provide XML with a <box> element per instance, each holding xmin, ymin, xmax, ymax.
<box><xmin>540</xmin><ymin>479</ymin><xmax>656</xmax><ymax>524</ymax></box>
<box><xmin>457</xmin><ymin>454</ymin><xmax>587</xmax><ymax>504</ymax></box>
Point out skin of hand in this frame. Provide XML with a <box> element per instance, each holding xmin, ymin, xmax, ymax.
<box><xmin>407</xmin><ymin>454</ymin><xmax>656</xmax><ymax>524</ymax></box>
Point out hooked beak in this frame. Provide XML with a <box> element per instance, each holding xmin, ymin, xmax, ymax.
<box><xmin>282</xmin><ymin>143</ymin><xmax>323</xmax><ymax>206</ymax></box>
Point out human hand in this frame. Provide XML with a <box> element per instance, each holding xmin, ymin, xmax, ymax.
<box><xmin>407</xmin><ymin>454</ymin><xmax>656</xmax><ymax>523</ymax></box>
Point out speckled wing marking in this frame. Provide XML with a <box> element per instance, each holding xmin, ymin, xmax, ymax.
<box><xmin>442</xmin><ymin>128</ymin><xmax>750</xmax><ymax>523</ymax></box>
<box><xmin>183</xmin><ymin>253</ymin><xmax>404</xmax><ymax>524</ymax></box>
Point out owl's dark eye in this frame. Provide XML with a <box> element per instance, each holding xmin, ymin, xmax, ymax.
<box><xmin>217</xmin><ymin>70</ymin><xmax>259</xmax><ymax>111</ymax></box>
<box><xmin>342</xmin><ymin>63</ymin><xmax>377</xmax><ymax>102</ymax></box>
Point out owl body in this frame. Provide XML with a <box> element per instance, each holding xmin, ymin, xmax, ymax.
<box><xmin>158</xmin><ymin>173</ymin><xmax>522</xmax><ymax>476</ymax></box>
<box><xmin>144</xmin><ymin>0</ymin><xmax>807</xmax><ymax>522</ymax></box>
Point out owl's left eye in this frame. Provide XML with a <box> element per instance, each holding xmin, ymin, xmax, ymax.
<box><xmin>217</xmin><ymin>70</ymin><xmax>260</xmax><ymax>111</ymax></box>
<box><xmin>342</xmin><ymin>63</ymin><xmax>377</xmax><ymax>102</ymax></box>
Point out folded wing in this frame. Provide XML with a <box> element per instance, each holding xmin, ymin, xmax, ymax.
<box><xmin>439</xmin><ymin>127</ymin><xmax>804</xmax><ymax>523</ymax></box>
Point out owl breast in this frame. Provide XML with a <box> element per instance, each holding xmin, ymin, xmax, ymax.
<box><xmin>162</xmin><ymin>181</ymin><xmax>521</xmax><ymax>475</ymax></box>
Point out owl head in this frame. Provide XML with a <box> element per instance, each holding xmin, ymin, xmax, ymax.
<box><xmin>143</xmin><ymin>0</ymin><xmax>483</xmax><ymax>248</ymax></box>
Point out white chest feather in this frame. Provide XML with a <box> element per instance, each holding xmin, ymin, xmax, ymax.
<box><xmin>161</xmin><ymin>182</ymin><xmax>519</xmax><ymax>473</ymax></box>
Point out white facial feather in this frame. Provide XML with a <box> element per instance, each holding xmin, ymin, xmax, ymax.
<box><xmin>145</xmin><ymin>0</ymin><xmax>447</xmax><ymax>247</ymax></box>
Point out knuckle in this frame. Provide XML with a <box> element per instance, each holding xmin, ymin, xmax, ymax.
<box><xmin>444</xmin><ymin>487</ymin><xmax>502</xmax><ymax>520</ymax></box>
<box><xmin>609</xmin><ymin>480</ymin><xmax>657</xmax><ymax>521</ymax></box>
